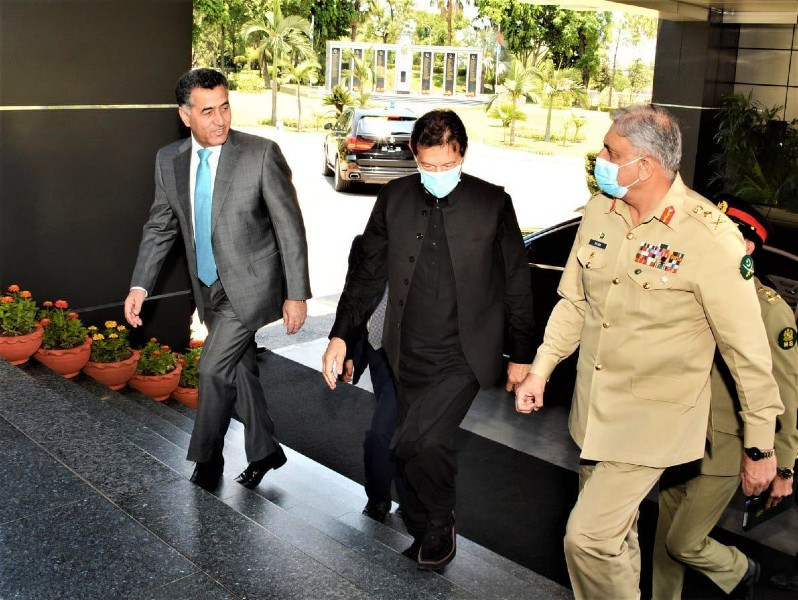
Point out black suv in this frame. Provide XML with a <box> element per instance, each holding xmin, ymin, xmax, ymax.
<box><xmin>322</xmin><ymin>106</ymin><xmax>418</xmax><ymax>192</ymax></box>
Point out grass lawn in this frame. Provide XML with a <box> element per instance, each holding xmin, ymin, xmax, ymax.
<box><xmin>229</xmin><ymin>85</ymin><xmax>611</xmax><ymax>160</ymax></box>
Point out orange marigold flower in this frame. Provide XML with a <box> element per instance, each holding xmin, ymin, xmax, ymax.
<box><xmin>178</xmin><ymin>358</ymin><xmax>187</xmax><ymax>366</ymax></box>
<box><xmin>105</xmin><ymin>320</ymin><xmax>117</xmax><ymax>328</ymax></box>
<box><xmin>1</xmin><ymin>296</ymin><xmax>13</xmax><ymax>304</ymax></box>
<box><xmin>160</xmin><ymin>345</ymin><xmax>170</xmax><ymax>352</ymax></box>
<box><xmin>109</xmin><ymin>333</ymin><xmax>118</xmax><ymax>339</ymax></box>
<box><xmin>7</xmin><ymin>284</ymin><xmax>20</xmax><ymax>293</ymax></box>
<box><xmin>92</xmin><ymin>333</ymin><xmax>105</xmax><ymax>341</ymax></box>
<box><xmin>152</xmin><ymin>350</ymin><xmax>161</xmax><ymax>357</ymax></box>
<box><xmin>40</xmin><ymin>318</ymin><xmax>52</xmax><ymax>327</ymax></box>
<box><xmin>88</xmin><ymin>325</ymin><xmax>98</xmax><ymax>331</ymax></box>
<box><xmin>42</xmin><ymin>301</ymin><xmax>53</xmax><ymax>308</ymax></box>
<box><xmin>189</xmin><ymin>339</ymin><xmax>204</xmax><ymax>348</ymax></box>
<box><xmin>150</xmin><ymin>337</ymin><xmax>158</xmax><ymax>343</ymax></box>
<box><xmin>54</xmin><ymin>300</ymin><xmax>68</xmax><ymax>309</ymax></box>
<box><xmin>19</xmin><ymin>290</ymin><xmax>31</xmax><ymax>299</ymax></box>
<box><xmin>67</xmin><ymin>312</ymin><xmax>78</xmax><ymax>320</ymax></box>
<box><xmin>117</xmin><ymin>325</ymin><xmax>126</xmax><ymax>331</ymax></box>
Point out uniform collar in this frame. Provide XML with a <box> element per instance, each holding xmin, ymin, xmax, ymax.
<box><xmin>605</xmin><ymin>173</ymin><xmax>686</xmax><ymax>231</ymax></box>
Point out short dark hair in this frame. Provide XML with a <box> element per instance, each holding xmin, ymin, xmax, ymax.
<box><xmin>410</xmin><ymin>109</ymin><xmax>468</xmax><ymax>157</ymax></box>
<box><xmin>175</xmin><ymin>68</ymin><xmax>228</xmax><ymax>107</ymax></box>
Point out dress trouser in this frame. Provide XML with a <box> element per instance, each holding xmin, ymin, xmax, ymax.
<box><xmin>653</xmin><ymin>469</ymin><xmax>747</xmax><ymax>599</ymax></box>
<box><xmin>564</xmin><ymin>461</ymin><xmax>664</xmax><ymax>600</ymax></box>
<box><xmin>186</xmin><ymin>280</ymin><xmax>278</xmax><ymax>463</ymax></box>
<box><xmin>363</xmin><ymin>344</ymin><xmax>402</xmax><ymax>503</ymax></box>
<box><xmin>393</xmin><ymin>372</ymin><xmax>480</xmax><ymax>538</ymax></box>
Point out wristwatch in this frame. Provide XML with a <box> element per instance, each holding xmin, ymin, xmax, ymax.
<box><xmin>743</xmin><ymin>447</ymin><xmax>775</xmax><ymax>461</ymax></box>
<box><xmin>776</xmin><ymin>467</ymin><xmax>794</xmax><ymax>480</ymax></box>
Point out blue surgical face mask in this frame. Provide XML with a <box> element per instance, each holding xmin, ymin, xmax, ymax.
<box><xmin>418</xmin><ymin>164</ymin><xmax>462</xmax><ymax>198</ymax></box>
<box><xmin>594</xmin><ymin>156</ymin><xmax>642</xmax><ymax>198</ymax></box>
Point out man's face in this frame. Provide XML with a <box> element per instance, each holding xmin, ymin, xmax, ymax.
<box><xmin>178</xmin><ymin>85</ymin><xmax>231</xmax><ymax>147</ymax></box>
<box><xmin>598</xmin><ymin>124</ymin><xmax>643</xmax><ymax>189</ymax></box>
<box><xmin>414</xmin><ymin>143</ymin><xmax>464</xmax><ymax>172</ymax></box>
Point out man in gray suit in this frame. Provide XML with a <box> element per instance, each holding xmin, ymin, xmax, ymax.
<box><xmin>124</xmin><ymin>68</ymin><xmax>311</xmax><ymax>491</ymax></box>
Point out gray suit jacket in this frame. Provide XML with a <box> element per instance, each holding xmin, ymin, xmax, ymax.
<box><xmin>131</xmin><ymin>129</ymin><xmax>311</xmax><ymax>331</ymax></box>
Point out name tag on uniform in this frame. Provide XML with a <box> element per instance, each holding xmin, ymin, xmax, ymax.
<box><xmin>589</xmin><ymin>239</ymin><xmax>607</xmax><ymax>249</ymax></box>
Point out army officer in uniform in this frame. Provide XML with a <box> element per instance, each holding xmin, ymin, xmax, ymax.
<box><xmin>514</xmin><ymin>105</ymin><xmax>783</xmax><ymax>600</ymax></box>
<box><xmin>652</xmin><ymin>196</ymin><xmax>798</xmax><ymax>600</ymax></box>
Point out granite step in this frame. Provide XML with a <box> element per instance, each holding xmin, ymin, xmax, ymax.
<box><xmin>1</xmin><ymin>358</ymin><xmax>570</xmax><ymax>599</ymax></box>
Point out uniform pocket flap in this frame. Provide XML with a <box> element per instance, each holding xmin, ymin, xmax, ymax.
<box><xmin>631</xmin><ymin>375</ymin><xmax>695</xmax><ymax>406</ymax></box>
<box><xmin>576</xmin><ymin>244</ymin><xmax>608</xmax><ymax>270</ymax></box>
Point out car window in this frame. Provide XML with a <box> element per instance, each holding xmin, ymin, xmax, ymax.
<box><xmin>357</xmin><ymin>116</ymin><xmax>416</xmax><ymax>136</ymax></box>
<box><xmin>525</xmin><ymin>221</ymin><xmax>579</xmax><ymax>268</ymax></box>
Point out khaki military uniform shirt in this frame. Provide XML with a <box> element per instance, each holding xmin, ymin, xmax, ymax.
<box><xmin>703</xmin><ymin>278</ymin><xmax>798</xmax><ymax>475</ymax></box>
<box><xmin>530</xmin><ymin>175</ymin><xmax>783</xmax><ymax>468</ymax></box>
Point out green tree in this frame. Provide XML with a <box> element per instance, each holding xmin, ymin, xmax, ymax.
<box><xmin>323</xmin><ymin>84</ymin><xmax>355</xmax><ymax>115</ymax></box>
<box><xmin>341</xmin><ymin>51</ymin><xmax>374</xmax><ymax>106</ymax></box>
<box><xmin>487</xmin><ymin>98</ymin><xmax>525</xmax><ymax>143</ymax></box>
<box><xmin>365</xmin><ymin>0</ymin><xmax>415</xmax><ymax>44</ymax></box>
<box><xmin>626</xmin><ymin>58</ymin><xmax>654</xmax><ymax>101</ymax></box>
<box><xmin>475</xmin><ymin>0</ymin><xmax>558</xmax><ymax>67</ymax></box>
<box><xmin>279</xmin><ymin>58</ymin><xmax>321</xmax><ymax>131</ymax></box>
<box><xmin>534</xmin><ymin>60</ymin><xmax>589</xmax><ymax>142</ymax></box>
<box><xmin>243</xmin><ymin>0</ymin><xmax>312</xmax><ymax>125</ymax></box>
<box><xmin>431</xmin><ymin>1</ymin><xmax>472</xmax><ymax>46</ymax></box>
<box><xmin>487</xmin><ymin>58</ymin><xmax>541</xmax><ymax>145</ymax></box>
<box><xmin>547</xmin><ymin>10</ymin><xmax>612</xmax><ymax>88</ymax></box>
<box><xmin>606</xmin><ymin>13</ymin><xmax>656</xmax><ymax>107</ymax></box>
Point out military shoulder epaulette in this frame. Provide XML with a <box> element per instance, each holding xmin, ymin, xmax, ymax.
<box><xmin>686</xmin><ymin>201</ymin><xmax>731</xmax><ymax>232</ymax></box>
<box><xmin>756</xmin><ymin>284</ymin><xmax>781</xmax><ymax>304</ymax></box>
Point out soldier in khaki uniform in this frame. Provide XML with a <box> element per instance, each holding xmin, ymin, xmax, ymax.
<box><xmin>515</xmin><ymin>105</ymin><xmax>783</xmax><ymax>600</ymax></box>
<box><xmin>652</xmin><ymin>196</ymin><xmax>798</xmax><ymax>600</ymax></box>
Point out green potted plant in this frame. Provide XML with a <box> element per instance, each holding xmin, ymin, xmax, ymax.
<box><xmin>34</xmin><ymin>299</ymin><xmax>91</xmax><ymax>378</ymax></box>
<box><xmin>171</xmin><ymin>339</ymin><xmax>203</xmax><ymax>409</ymax></box>
<box><xmin>129</xmin><ymin>338</ymin><xmax>181</xmax><ymax>401</ymax></box>
<box><xmin>0</xmin><ymin>284</ymin><xmax>42</xmax><ymax>365</ymax></box>
<box><xmin>82</xmin><ymin>320</ymin><xmax>140</xmax><ymax>390</ymax></box>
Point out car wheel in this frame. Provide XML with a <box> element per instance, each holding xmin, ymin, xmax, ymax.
<box><xmin>321</xmin><ymin>146</ymin><xmax>333</xmax><ymax>176</ymax></box>
<box><xmin>333</xmin><ymin>157</ymin><xmax>351</xmax><ymax>192</ymax></box>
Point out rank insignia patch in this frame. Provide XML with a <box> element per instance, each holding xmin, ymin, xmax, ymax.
<box><xmin>778</xmin><ymin>327</ymin><xmax>796</xmax><ymax>350</ymax></box>
<box><xmin>634</xmin><ymin>242</ymin><xmax>685</xmax><ymax>272</ymax></box>
<box><xmin>589</xmin><ymin>239</ymin><xmax>607</xmax><ymax>249</ymax></box>
<box><xmin>740</xmin><ymin>255</ymin><xmax>755</xmax><ymax>280</ymax></box>
<box><xmin>659</xmin><ymin>206</ymin><xmax>675</xmax><ymax>225</ymax></box>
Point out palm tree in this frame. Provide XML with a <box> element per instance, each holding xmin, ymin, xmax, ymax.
<box><xmin>487</xmin><ymin>59</ymin><xmax>541</xmax><ymax>146</ymax></box>
<box><xmin>243</xmin><ymin>0</ymin><xmax>312</xmax><ymax>125</ymax></box>
<box><xmin>279</xmin><ymin>58</ymin><xmax>320</xmax><ymax>131</ymax></box>
<box><xmin>487</xmin><ymin>99</ymin><xmax>526</xmax><ymax>144</ymax></box>
<box><xmin>534</xmin><ymin>61</ymin><xmax>589</xmax><ymax>142</ymax></box>
<box><xmin>341</xmin><ymin>52</ymin><xmax>374</xmax><ymax>107</ymax></box>
<box><xmin>431</xmin><ymin>1</ymin><xmax>469</xmax><ymax>46</ymax></box>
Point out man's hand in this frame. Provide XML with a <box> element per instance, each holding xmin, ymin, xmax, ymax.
<box><xmin>322</xmin><ymin>337</ymin><xmax>346</xmax><ymax>390</ymax></box>
<box><xmin>505</xmin><ymin>362</ymin><xmax>531</xmax><ymax>392</ymax></box>
<box><xmin>765</xmin><ymin>474</ymin><xmax>794</xmax><ymax>509</ymax></box>
<box><xmin>342</xmin><ymin>359</ymin><xmax>355</xmax><ymax>383</ymax></box>
<box><xmin>124</xmin><ymin>289</ymin><xmax>146</xmax><ymax>328</ymax></box>
<box><xmin>283</xmin><ymin>300</ymin><xmax>307</xmax><ymax>335</ymax></box>
<box><xmin>515</xmin><ymin>372</ymin><xmax>546</xmax><ymax>413</ymax></box>
<box><xmin>740</xmin><ymin>454</ymin><xmax>777</xmax><ymax>497</ymax></box>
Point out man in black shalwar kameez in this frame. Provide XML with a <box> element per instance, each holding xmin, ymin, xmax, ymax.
<box><xmin>323</xmin><ymin>110</ymin><xmax>534</xmax><ymax>570</ymax></box>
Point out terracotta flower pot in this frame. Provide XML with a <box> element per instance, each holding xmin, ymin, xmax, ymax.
<box><xmin>82</xmin><ymin>349</ymin><xmax>140</xmax><ymax>391</ymax></box>
<box><xmin>34</xmin><ymin>336</ymin><xmax>92</xmax><ymax>378</ymax></box>
<box><xmin>171</xmin><ymin>385</ymin><xmax>199</xmax><ymax>410</ymax></box>
<box><xmin>0</xmin><ymin>324</ymin><xmax>44</xmax><ymax>365</ymax></box>
<box><xmin>129</xmin><ymin>364</ymin><xmax>182</xmax><ymax>402</ymax></box>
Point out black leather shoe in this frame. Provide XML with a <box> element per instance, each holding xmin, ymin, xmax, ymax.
<box><xmin>235</xmin><ymin>446</ymin><xmax>287</xmax><ymax>489</ymax></box>
<box><xmin>418</xmin><ymin>514</ymin><xmax>456</xmax><ymax>571</ymax></box>
<box><xmin>190</xmin><ymin>455</ymin><xmax>224</xmax><ymax>491</ymax></box>
<box><xmin>362</xmin><ymin>500</ymin><xmax>391</xmax><ymax>523</ymax></box>
<box><xmin>731</xmin><ymin>557</ymin><xmax>760</xmax><ymax>600</ymax></box>
<box><xmin>401</xmin><ymin>538</ymin><xmax>422</xmax><ymax>561</ymax></box>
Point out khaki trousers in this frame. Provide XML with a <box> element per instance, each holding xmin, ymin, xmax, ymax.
<box><xmin>653</xmin><ymin>471</ymin><xmax>747</xmax><ymax>599</ymax></box>
<box><xmin>565</xmin><ymin>461</ymin><xmax>664</xmax><ymax>600</ymax></box>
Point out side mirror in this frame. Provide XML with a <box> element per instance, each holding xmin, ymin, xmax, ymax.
<box><xmin>323</xmin><ymin>122</ymin><xmax>333</xmax><ymax>130</ymax></box>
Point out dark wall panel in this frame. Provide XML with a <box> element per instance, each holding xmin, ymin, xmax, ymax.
<box><xmin>0</xmin><ymin>0</ymin><xmax>191</xmax><ymax>105</ymax></box>
<box><xmin>0</xmin><ymin>0</ymin><xmax>193</xmax><ymax>349</ymax></box>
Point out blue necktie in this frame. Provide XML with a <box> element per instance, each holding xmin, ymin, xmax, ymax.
<box><xmin>195</xmin><ymin>148</ymin><xmax>218</xmax><ymax>286</ymax></box>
